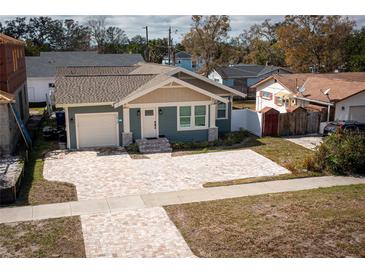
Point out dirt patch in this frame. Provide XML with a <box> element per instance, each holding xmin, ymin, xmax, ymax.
<box><xmin>165</xmin><ymin>184</ymin><xmax>365</xmax><ymax>258</ymax></box>
<box><xmin>0</xmin><ymin>216</ymin><xmax>85</xmax><ymax>258</ymax></box>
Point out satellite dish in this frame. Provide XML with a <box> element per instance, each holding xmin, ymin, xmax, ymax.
<box><xmin>324</xmin><ymin>88</ymin><xmax>330</xmax><ymax>95</ymax></box>
<box><xmin>298</xmin><ymin>86</ymin><xmax>305</xmax><ymax>93</ymax></box>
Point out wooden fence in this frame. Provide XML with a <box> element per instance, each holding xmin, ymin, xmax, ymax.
<box><xmin>262</xmin><ymin>107</ymin><xmax>321</xmax><ymax>136</ymax></box>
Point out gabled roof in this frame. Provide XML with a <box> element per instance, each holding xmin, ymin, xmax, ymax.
<box><xmin>26</xmin><ymin>51</ymin><xmax>144</xmax><ymax>78</ymax></box>
<box><xmin>55</xmin><ymin>63</ymin><xmax>245</xmax><ymax>106</ymax></box>
<box><xmin>254</xmin><ymin>72</ymin><xmax>365</xmax><ymax>103</ymax></box>
<box><xmin>214</xmin><ymin>64</ymin><xmax>291</xmax><ymax>79</ymax></box>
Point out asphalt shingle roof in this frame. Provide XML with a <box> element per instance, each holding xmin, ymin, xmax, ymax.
<box><xmin>268</xmin><ymin>72</ymin><xmax>365</xmax><ymax>103</ymax></box>
<box><xmin>55</xmin><ymin>74</ymin><xmax>156</xmax><ymax>104</ymax></box>
<box><xmin>26</xmin><ymin>51</ymin><xmax>144</xmax><ymax>77</ymax></box>
<box><xmin>215</xmin><ymin>64</ymin><xmax>290</xmax><ymax>78</ymax></box>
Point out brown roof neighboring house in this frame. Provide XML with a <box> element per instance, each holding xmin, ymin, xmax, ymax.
<box><xmin>254</xmin><ymin>72</ymin><xmax>365</xmax><ymax>104</ymax></box>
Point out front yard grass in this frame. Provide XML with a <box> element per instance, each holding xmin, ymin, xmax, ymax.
<box><xmin>0</xmin><ymin>216</ymin><xmax>85</xmax><ymax>258</ymax></box>
<box><xmin>165</xmin><ymin>184</ymin><xmax>365</xmax><ymax>258</ymax></box>
<box><xmin>17</xmin><ymin>131</ymin><xmax>77</xmax><ymax>206</ymax></box>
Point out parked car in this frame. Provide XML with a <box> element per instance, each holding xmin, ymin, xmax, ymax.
<box><xmin>323</xmin><ymin>121</ymin><xmax>365</xmax><ymax>136</ymax></box>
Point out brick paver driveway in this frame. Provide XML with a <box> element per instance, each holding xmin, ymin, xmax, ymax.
<box><xmin>44</xmin><ymin>148</ymin><xmax>289</xmax><ymax>200</ymax></box>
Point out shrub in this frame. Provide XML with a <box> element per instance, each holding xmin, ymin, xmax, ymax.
<box><xmin>306</xmin><ymin>131</ymin><xmax>365</xmax><ymax>175</ymax></box>
<box><xmin>171</xmin><ymin>129</ymin><xmax>251</xmax><ymax>150</ymax></box>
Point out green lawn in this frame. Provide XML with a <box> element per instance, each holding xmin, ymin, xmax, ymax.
<box><xmin>17</xmin><ymin>131</ymin><xmax>77</xmax><ymax>206</ymax></box>
<box><xmin>232</xmin><ymin>99</ymin><xmax>256</xmax><ymax>110</ymax></box>
<box><xmin>165</xmin><ymin>184</ymin><xmax>365</xmax><ymax>258</ymax></box>
<box><xmin>0</xmin><ymin>217</ymin><xmax>85</xmax><ymax>258</ymax></box>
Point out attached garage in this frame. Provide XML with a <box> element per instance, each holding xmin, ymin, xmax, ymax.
<box><xmin>349</xmin><ymin>106</ymin><xmax>365</xmax><ymax>123</ymax></box>
<box><xmin>75</xmin><ymin>113</ymin><xmax>119</xmax><ymax>148</ymax></box>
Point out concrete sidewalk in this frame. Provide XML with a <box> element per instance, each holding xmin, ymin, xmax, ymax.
<box><xmin>0</xmin><ymin>176</ymin><xmax>364</xmax><ymax>224</ymax></box>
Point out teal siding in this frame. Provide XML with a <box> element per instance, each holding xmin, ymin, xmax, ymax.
<box><xmin>158</xmin><ymin>106</ymin><xmax>208</xmax><ymax>142</ymax></box>
<box><xmin>67</xmin><ymin>105</ymin><xmax>123</xmax><ymax>149</ymax></box>
<box><xmin>216</xmin><ymin>100</ymin><xmax>232</xmax><ymax>133</ymax></box>
<box><xmin>130</xmin><ymin>108</ymin><xmax>141</xmax><ymax>140</ymax></box>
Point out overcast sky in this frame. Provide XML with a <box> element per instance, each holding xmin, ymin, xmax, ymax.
<box><xmin>1</xmin><ymin>15</ymin><xmax>365</xmax><ymax>42</ymax></box>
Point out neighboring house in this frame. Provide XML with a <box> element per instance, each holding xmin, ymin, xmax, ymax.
<box><xmin>162</xmin><ymin>51</ymin><xmax>204</xmax><ymax>72</ymax></box>
<box><xmin>0</xmin><ymin>34</ymin><xmax>29</xmax><ymax>156</ymax></box>
<box><xmin>254</xmin><ymin>72</ymin><xmax>365</xmax><ymax>123</ymax></box>
<box><xmin>25</xmin><ymin>51</ymin><xmax>144</xmax><ymax>104</ymax></box>
<box><xmin>54</xmin><ymin>63</ymin><xmax>244</xmax><ymax>149</ymax></box>
<box><xmin>208</xmin><ymin>64</ymin><xmax>291</xmax><ymax>98</ymax></box>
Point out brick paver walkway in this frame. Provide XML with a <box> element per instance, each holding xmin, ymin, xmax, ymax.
<box><xmin>81</xmin><ymin>207</ymin><xmax>194</xmax><ymax>257</ymax></box>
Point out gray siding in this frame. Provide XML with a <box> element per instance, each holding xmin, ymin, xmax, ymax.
<box><xmin>130</xmin><ymin>108</ymin><xmax>141</xmax><ymax>140</ymax></box>
<box><xmin>67</xmin><ymin>105</ymin><xmax>123</xmax><ymax>149</ymax></box>
<box><xmin>158</xmin><ymin>106</ymin><xmax>208</xmax><ymax>142</ymax></box>
<box><xmin>216</xmin><ymin>100</ymin><xmax>232</xmax><ymax>134</ymax></box>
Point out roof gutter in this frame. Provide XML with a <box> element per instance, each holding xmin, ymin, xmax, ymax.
<box><xmin>294</xmin><ymin>96</ymin><xmax>334</xmax><ymax>106</ymax></box>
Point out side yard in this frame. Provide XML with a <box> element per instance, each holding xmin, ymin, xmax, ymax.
<box><xmin>165</xmin><ymin>184</ymin><xmax>365</xmax><ymax>258</ymax></box>
<box><xmin>17</xmin><ymin>131</ymin><xmax>77</xmax><ymax>206</ymax></box>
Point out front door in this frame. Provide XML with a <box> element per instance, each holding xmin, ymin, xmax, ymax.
<box><xmin>142</xmin><ymin>108</ymin><xmax>158</xmax><ymax>138</ymax></box>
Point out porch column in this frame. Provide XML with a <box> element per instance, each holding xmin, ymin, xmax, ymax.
<box><xmin>122</xmin><ymin>106</ymin><xmax>133</xmax><ymax>146</ymax></box>
<box><xmin>123</xmin><ymin>107</ymin><xmax>130</xmax><ymax>132</ymax></box>
<box><xmin>208</xmin><ymin>103</ymin><xmax>218</xmax><ymax>141</ymax></box>
<box><xmin>209</xmin><ymin>103</ymin><xmax>216</xmax><ymax>128</ymax></box>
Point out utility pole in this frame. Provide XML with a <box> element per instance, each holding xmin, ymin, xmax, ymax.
<box><xmin>143</xmin><ymin>26</ymin><xmax>149</xmax><ymax>62</ymax></box>
<box><xmin>168</xmin><ymin>26</ymin><xmax>172</xmax><ymax>65</ymax></box>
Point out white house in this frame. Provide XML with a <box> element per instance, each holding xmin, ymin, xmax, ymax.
<box><xmin>208</xmin><ymin>64</ymin><xmax>291</xmax><ymax>98</ymax></box>
<box><xmin>253</xmin><ymin>73</ymin><xmax>365</xmax><ymax>123</ymax></box>
<box><xmin>25</xmin><ymin>51</ymin><xmax>144</xmax><ymax>104</ymax></box>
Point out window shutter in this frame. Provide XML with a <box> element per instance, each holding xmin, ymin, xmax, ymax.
<box><xmin>259</xmin><ymin>91</ymin><xmax>263</xmax><ymax>98</ymax></box>
<box><xmin>269</xmin><ymin>93</ymin><xmax>273</xmax><ymax>100</ymax></box>
<box><xmin>274</xmin><ymin>96</ymin><xmax>278</xmax><ymax>105</ymax></box>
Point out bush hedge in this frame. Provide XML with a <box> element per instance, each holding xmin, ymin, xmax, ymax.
<box><xmin>171</xmin><ymin>130</ymin><xmax>250</xmax><ymax>150</ymax></box>
<box><xmin>305</xmin><ymin>131</ymin><xmax>365</xmax><ymax>175</ymax></box>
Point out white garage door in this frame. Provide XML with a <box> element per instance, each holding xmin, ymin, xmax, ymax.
<box><xmin>76</xmin><ymin>113</ymin><xmax>119</xmax><ymax>148</ymax></box>
<box><xmin>349</xmin><ymin>106</ymin><xmax>365</xmax><ymax>123</ymax></box>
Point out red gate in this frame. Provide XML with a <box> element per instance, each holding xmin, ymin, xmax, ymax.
<box><xmin>261</xmin><ymin>107</ymin><xmax>279</xmax><ymax>137</ymax></box>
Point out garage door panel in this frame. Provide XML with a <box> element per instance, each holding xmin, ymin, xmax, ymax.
<box><xmin>76</xmin><ymin>113</ymin><xmax>119</xmax><ymax>148</ymax></box>
<box><xmin>349</xmin><ymin>106</ymin><xmax>365</xmax><ymax>123</ymax></box>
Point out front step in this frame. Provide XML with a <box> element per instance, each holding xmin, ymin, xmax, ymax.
<box><xmin>135</xmin><ymin>138</ymin><xmax>172</xmax><ymax>154</ymax></box>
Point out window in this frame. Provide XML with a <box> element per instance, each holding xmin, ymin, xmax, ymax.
<box><xmin>217</xmin><ymin>101</ymin><xmax>228</xmax><ymax>119</ymax></box>
<box><xmin>49</xmin><ymin>83</ymin><xmax>55</xmax><ymax>88</ymax></box>
<box><xmin>275</xmin><ymin>96</ymin><xmax>283</xmax><ymax>106</ymax></box>
<box><xmin>145</xmin><ymin>110</ymin><xmax>154</xmax><ymax>116</ymax></box>
<box><xmin>262</xmin><ymin>91</ymin><xmax>272</xmax><ymax>100</ymax></box>
<box><xmin>195</xmin><ymin>105</ymin><xmax>206</xmax><ymax>126</ymax></box>
<box><xmin>179</xmin><ymin>106</ymin><xmax>191</xmax><ymax>128</ymax></box>
<box><xmin>178</xmin><ymin>105</ymin><xmax>208</xmax><ymax>130</ymax></box>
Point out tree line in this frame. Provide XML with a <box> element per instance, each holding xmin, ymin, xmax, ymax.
<box><xmin>1</xmin><ymin>15</ymin><xmax>365</xmax><ymax>73</ymax></box>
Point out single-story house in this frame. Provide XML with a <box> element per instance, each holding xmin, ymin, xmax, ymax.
<box><xmin>208</xmin><ymin>64</ymin><xmax>291</xmax><ymax>98</ymax></box>
<box><xmin>254</xmin><ymin>72</ymin><xmax>365</xmax><ymax>123</ymax></box>
<box><xmin>162</xmin><ymin>51</ymin><xmax>204</xmax><ymax>72</ymax></box>
<box><xmin>26</xmin><ymin>51</ymin><xmax>144</xmax><ymax>103</ymax></box>
<box><xmin>55</xmin><ymin>63</ymin><xmax>244</xmax><ymax>149</ymax></box>
<box><xmin>0</xmin><ymin>34</ymin><xmax>29</xmax><ymax>156</ymax></box>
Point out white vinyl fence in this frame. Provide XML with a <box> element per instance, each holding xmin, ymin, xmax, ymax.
<box><xmin>231</xmin><ymin>109</ymin><xmax>262</xmax><ymax>137</ymax></box>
